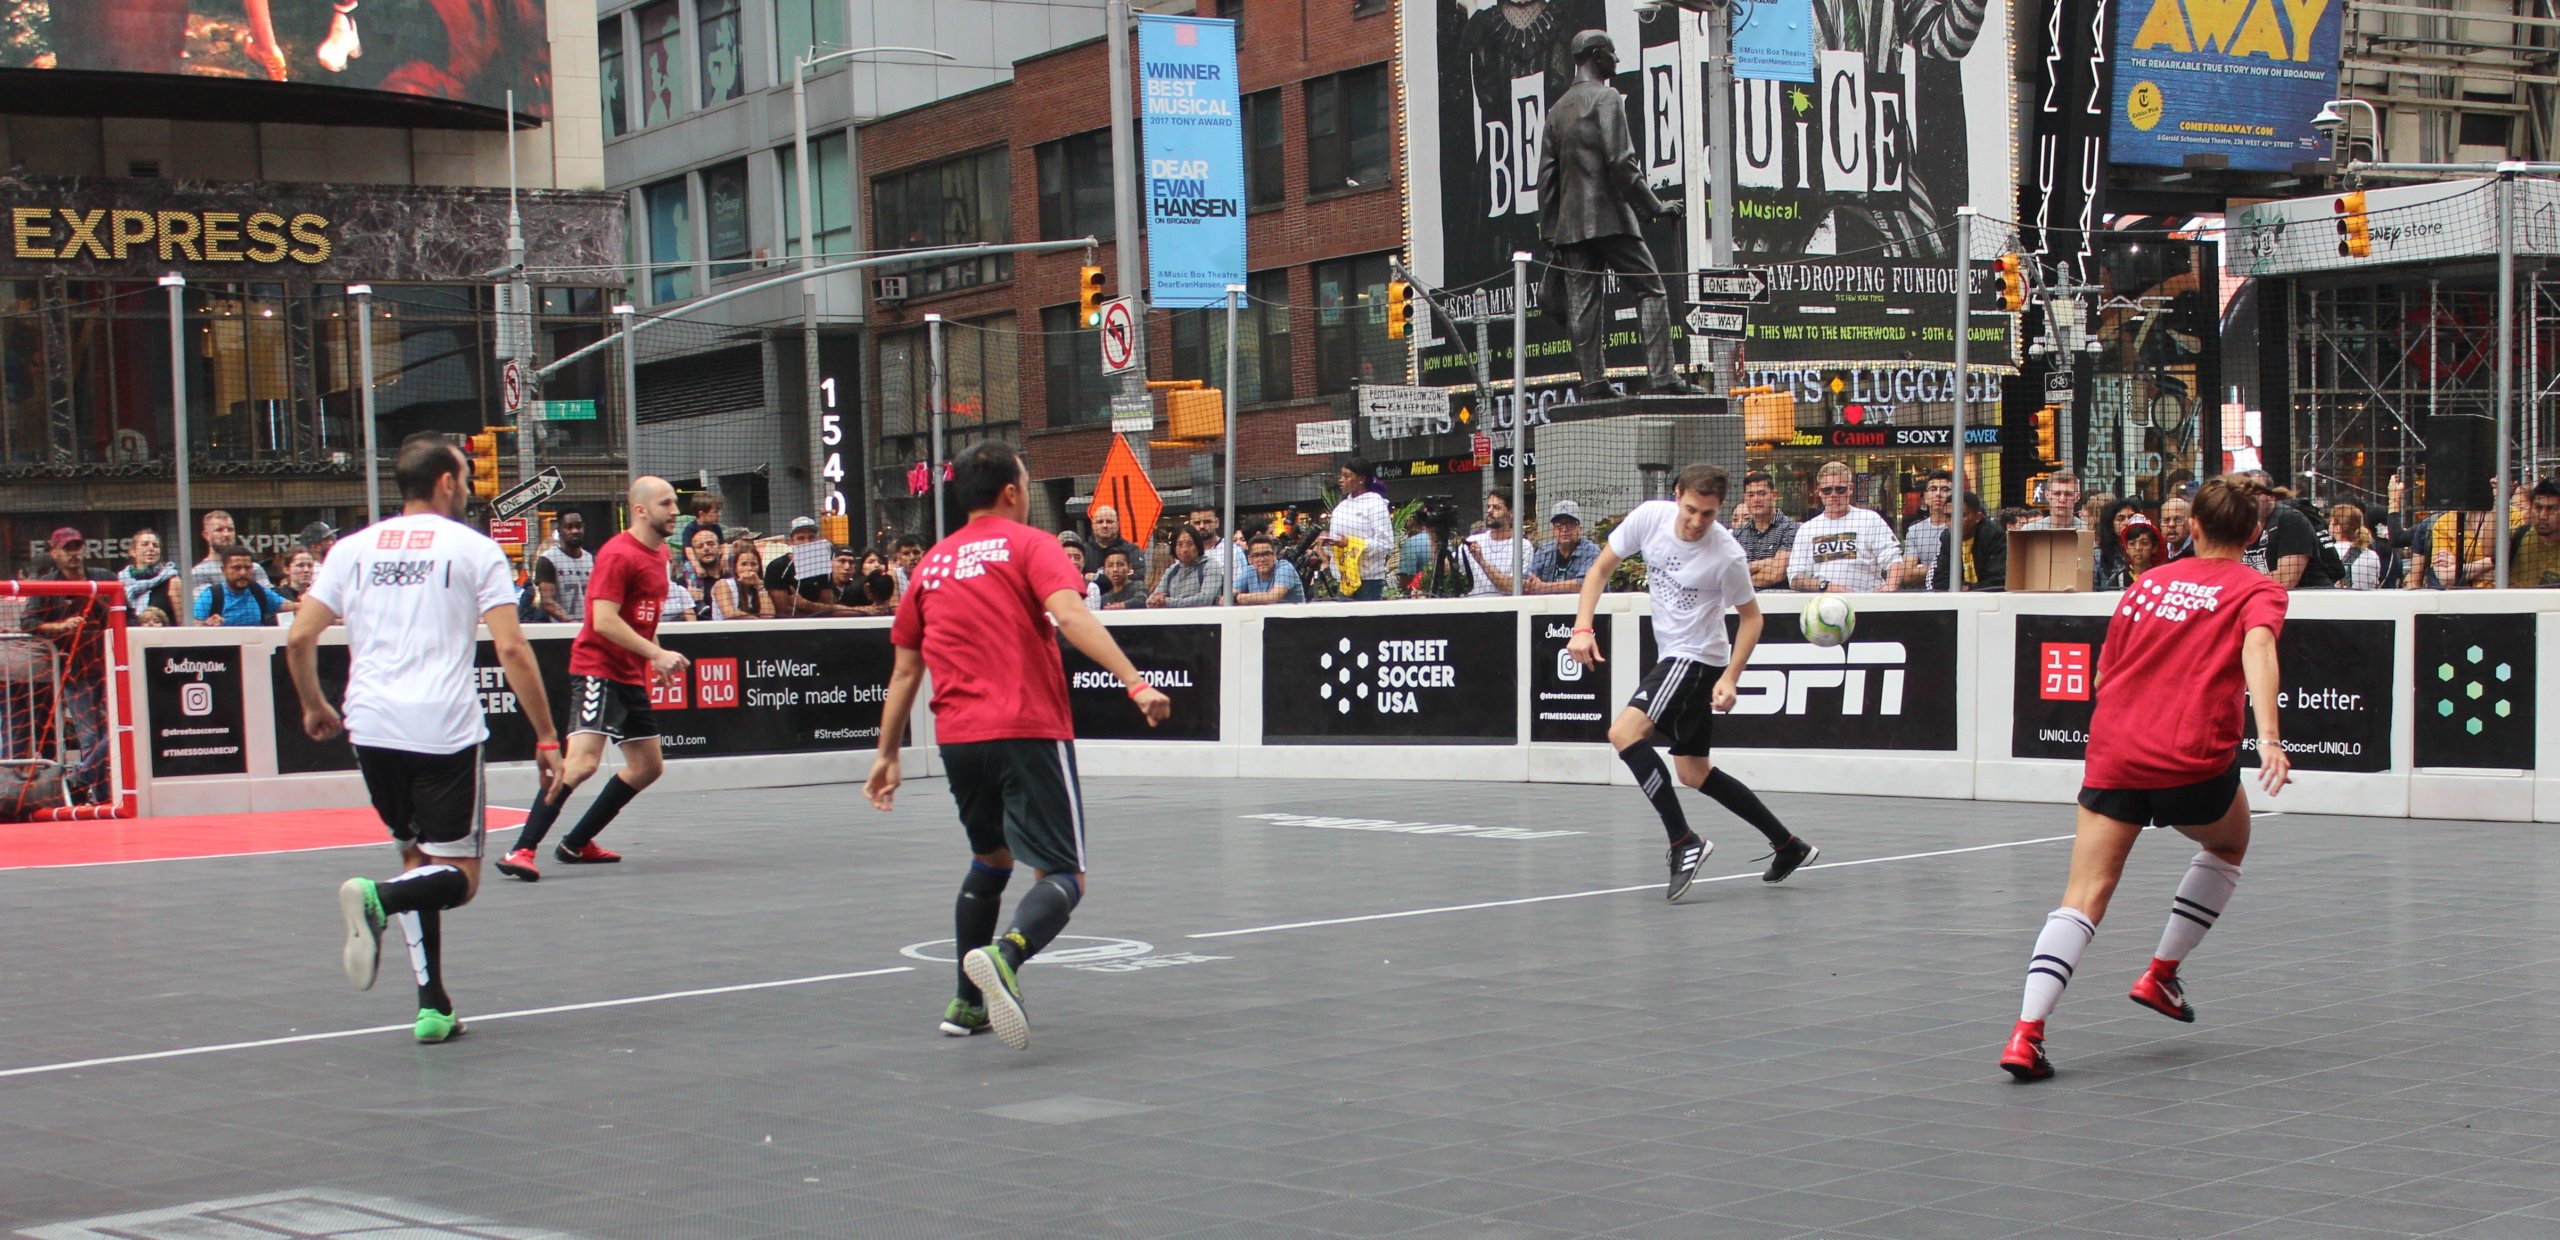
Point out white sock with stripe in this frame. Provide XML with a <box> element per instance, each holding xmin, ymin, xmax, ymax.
<box><xmin>2020</xmin><ymin>908</ymin><xmax>2096</xmax><ymax>1022</ymax></box>
<box><xmin>2155</xmin><ymin>853</ymin><xmax>2241</xmax><ymax>965</ymax></box>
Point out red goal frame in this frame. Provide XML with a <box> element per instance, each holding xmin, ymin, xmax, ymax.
<box><xmin>1</xmin><ymin>579</ymin><xmax>137</xmax><ymax>821</ymax></box>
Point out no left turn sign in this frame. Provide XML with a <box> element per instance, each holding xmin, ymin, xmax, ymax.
<box><xmin>1099</xmin><ymin>298</ymin><xmax>1138</xmax><ymax>375</ymax></box>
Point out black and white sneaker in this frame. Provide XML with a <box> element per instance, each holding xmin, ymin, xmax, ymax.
<box><xmin>1665</xmin><ymin>834</ymin><xmax>1714</xmax><ymax>902</ymax></box>
<box><xmin>1760</xmin><ymin>836</ymin><xmax>1819</xmax><ymax>883</ymax></box>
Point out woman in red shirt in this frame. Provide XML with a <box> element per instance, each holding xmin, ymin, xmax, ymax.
<box><xmin>2003</xmin><ymin>476</ymin><xmax>2295</xmax><ymax>1080</ymax></box>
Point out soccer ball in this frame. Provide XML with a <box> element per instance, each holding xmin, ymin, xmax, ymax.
<box><xmin>1800</xmin><ymin>595</ymin><xmax>1855</xmax><ymax>648</ymax></box>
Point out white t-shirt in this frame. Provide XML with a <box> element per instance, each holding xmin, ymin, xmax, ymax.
<box><xmin>1609</xmin><ymin>499</ymin><xmax>1754</xmax><ymax>664</ymax></box>
<box><xmin>1463</xmin><ymin>530</ymin><xmax>1524</xmax><ymax>597</ymax></box>
<box><xmin>308</xmin><ymin>513</ymin><xmax>518</xmax><ymax>755</ymax></box>
<box><xmin>1790</xmin><ymin>508</ymin><xmax>1900</xmax><ymax>592</ymax></box>
<box><xmin>1903</xmin><ymin>516</ymin><xmax>1950</xmax><ymax>574</ymax></box>
<box><xmin>1329</xmin><ymin>491</ymin><xmax>1397</xmax><ymax>581</ymax></box>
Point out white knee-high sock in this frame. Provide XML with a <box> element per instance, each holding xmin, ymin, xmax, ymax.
<box><xmin>2021</xmin><ymin>908</ymin><xmax>2097</xmax><ymax>1022</ymax></box>
<box><xmin>2155</xmin><ymin>853</ymin><xmax>2241</xmax><ymax>965</ymax></box>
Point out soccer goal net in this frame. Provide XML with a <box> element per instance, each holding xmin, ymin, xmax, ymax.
<box><xmin>0</xmin><ymin>580</ymin><xmax>134</xmax><ymax>822</ymax></box>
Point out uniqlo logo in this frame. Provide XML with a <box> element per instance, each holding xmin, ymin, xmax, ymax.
<box><xmin>695</xmin><ymin>658</ymin><xmax>741</xmax><ymax>709</ymax></box>
<box><xmin>2040</xmin><ymin>643</ymin><xmax>2093</xmax><ymax>701</ymax></box>
<box><xmin>648</xmin><ymin>669</ymin><xmax>689</xmax><ymax>711</ymax></box>
<box><xmin>405</xmin><ymin>530</ymin><xmax>437</xmax><ymax>549</ymax></box>
<box><xmin>375</xmin><ymin>528</ymin><xmax>406</xmax><ymax>549</ymax></box>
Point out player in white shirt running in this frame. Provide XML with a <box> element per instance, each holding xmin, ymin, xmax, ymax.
<box><xmin>1565</xmin><ymin>464</ymin><xmax>1818</xmax><ymax>900</ymax></box>
<box><xmin>286</xmin><ymin>433</ymin><xmax>563</xmax><ymax>1044</ymax></box>
<box><xmin>1790</xmin><ymin>460</ymin><xmax>1903</xmax><ymax>593</ymax></box>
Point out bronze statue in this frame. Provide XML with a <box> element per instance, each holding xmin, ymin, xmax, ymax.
<box><xmin>1537</xmin><ymin>29</ymin><xmax>1700</xmax><ymax>399</ymax></box>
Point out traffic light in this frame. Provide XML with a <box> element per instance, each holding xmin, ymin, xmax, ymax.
<box><xmin>1384</xmin><ymin>281</ymin><xmax>1413</xmax><ymax>339</ymax></box>
<box><xmin>2033</xmin><ymin>405</ymin><xmax>2059</xmax><ymax>464</ymax></box>
<box><xmin>1995</xmin><ymin>254</ymin><xmax>2027</xmax><ymax>313</ymax></box>
<box><xmin>2334</xmin><ymin>192</ymin><xmax>2372</xmax><ymax>258</ymax></box>
<box><xmin>468</xmin><ymin>431</ymin><xmax>501</xmax><ymax>500</ymax></box>
<box><xmin>1079</xmin><ymin>266</ymin><xmax>1106</xmax><ymax>327</ymax></box>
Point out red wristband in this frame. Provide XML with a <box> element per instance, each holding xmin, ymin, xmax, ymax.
<box><xmin>1572</xmin><ymin>627</ymin><xmax>1594</xmax><ymax>635</ymax></box>
<box><xmin>536</xmin><ymin>741</ymin><xmax>560</xmax><ymax>751</ymax></box>
<box><xmin>1126</xmin><ymin>683</ymin><xmax>1151</xmax><ymax>700</ymax></box>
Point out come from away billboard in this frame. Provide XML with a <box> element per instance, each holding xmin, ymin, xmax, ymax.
<box><xmin>2107</xmin><ymin>0</ymin><xmax>2341</xmax><ymax>172</ymax></box>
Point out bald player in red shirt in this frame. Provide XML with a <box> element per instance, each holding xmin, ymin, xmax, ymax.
<box><xmin>501</xmin><ymin>476</ymin><xmax>691</xmax><ymax>879</ymax></box>
<box><xmin>867</xmin><ymin>441</ymin><xmax>1170</xmax><ymax>1050</ymax></box>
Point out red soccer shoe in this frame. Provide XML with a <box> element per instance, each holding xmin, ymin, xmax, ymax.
<box><xmin>2129</xmin><ymin>960</ymin><xmax>2196</xmax><ymax>1023</ymax></box>
<box><xmin>554</xmin><ymin>841</ymin><xmax>622</xmax><ymax>864</ymax></box>
<box><xmin>495</xmin><ymin>848</ymin><xmax>541</xmax><ymax>882</ymax></box>
<box><xmin>2001</xmin><ymin>1019</ymin><xmax>2054</xmax><ymax>1081</ymax></box>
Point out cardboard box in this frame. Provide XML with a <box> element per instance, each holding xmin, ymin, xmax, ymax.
<box><xmin>2008</xmin><ymin>527</ymin><xmax>2095</xmax><ymax>592</ymax></box>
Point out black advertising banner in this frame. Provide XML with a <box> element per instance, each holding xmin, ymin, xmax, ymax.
<box><xmin>1263</xmin><ymin>613</ymin><xmax>1517</xmax><ymax>745</ymax></box>
<box><xmin>145</xmin><ymin>645</ymin><xmax>248</xmax><ymax>777</ymax></box>
<box><xmin>1405</xmin><ymin>0</ymin><xmax>2018</xmax><ymax>376</ymax></box>
<box><xmin>274</xmin><ymin>627</ymin><xmax>899</xmax><ymax>773</ymax></box>
<box><xmin>2413</xmin><ymin>614</ymin><xmax>2536</xmax><ymax>770</ymax></box>
<box><xmin>1531</xmin><ymin>614</ymin><xmax>1610</xmax><ymax>743</ymax></box>
<box><xmin>650</xmin><ymin>628</ymin><xmax>899</xmax><ymax>755</ymax></box>
<box><xmin>2011</xmin><ymin>612</ymin><xmax>2111</xmax><ymax>759</ymax></box>
<box><xmin>2242</xmin><ymin>618</ymin><xmax>2394</xmax><ymax>774</ymax></box>
<box><xmin>1063</xmin><ymin>624</ymin><xmax>1223</xmax><ymax>742</ymax></box>
<box><xmin>1644</xmin><ymin>607</ymin><xmax>1962</xmax><ymax>751</ymax></box>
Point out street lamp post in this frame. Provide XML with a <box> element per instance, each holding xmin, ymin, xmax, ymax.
<box><xmin>794</xmin><ymin>44</ymin><xmax>956</xmax><ymax>526</ymax></box>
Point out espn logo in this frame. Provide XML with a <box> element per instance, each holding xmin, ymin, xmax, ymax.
<box><xmin>2039</xmin><ymin>643</ymin><xmax>2093</xmax><ymax>702</ymax></box>
<box><xmin>1730</xmin><ymin>643</ymin><xmax>1908</xmax><ymax>716</ymax></box>
<box><xmin>694</xmin><ymin>657</ymin><xmax>741</xmax><ymax>709</ymax></box>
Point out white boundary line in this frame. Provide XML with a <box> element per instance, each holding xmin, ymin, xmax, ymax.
<box><xmin>1188</xmin><ymin>833</ymin><xmax>2079</xmax><ymax>939</ymax></box>
<box><xmin>0</xmin><ymin>965</ymin><xmax>913</xmax><ymax>1080</ymax></box>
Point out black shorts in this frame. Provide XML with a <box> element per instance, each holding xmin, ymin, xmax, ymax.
<box><xmin>2078</xmin><ymin>763</ymin><xmax>2243</xmax><ymax>828</ymax></box>
<box><xmin>569</xmin><ymin>674</ymin><xmax>660</xmax><ymax>744</ymax></box>
<box><xmin>941</xmin><ymin>738</ymin><xmax>1089</xmax><ymax>875</ymax></box>
<box><xmin>354</xmin><ymin>745</ymin><xmax>485</xmax><ymax>859</ymax></box>
<box><xmin>1628</xmin><ymin>657</ymin><xmax>1721</xmax><ymax>757</ymax></box>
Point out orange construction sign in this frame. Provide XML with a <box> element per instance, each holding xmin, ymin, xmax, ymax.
<box><xmin>1093</xmin><ymin>433</ymin><xmax>1162</xmax><ymax>543</ymax></box>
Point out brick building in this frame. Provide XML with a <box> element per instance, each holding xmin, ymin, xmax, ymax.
<box><xmin>858</xmin><ymin>0</ymin><xmax>1404</xmax><ymax>542</ymax></box>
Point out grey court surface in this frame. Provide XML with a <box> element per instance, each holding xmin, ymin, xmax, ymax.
<box><xmin>6</xmin><ymin>778</ymin><xmax>2560</xmax><ymax>1240</ymax></box>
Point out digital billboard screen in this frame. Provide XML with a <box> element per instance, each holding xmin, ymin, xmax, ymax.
<box><xmin>2107</xmin><ymin>0</ymin><xmax>2340</xmax><ymax>171</ymax></box>
<box><xmin>3</xmin><ymin>0</ymin><xmax>550</xmax><ymax>118</ymax></box>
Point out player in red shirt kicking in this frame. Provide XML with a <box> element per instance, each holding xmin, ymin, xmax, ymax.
<box><xmin>500</xmin><ymin>477</ymin><xmax>691</xmax><ymax>879</ymax></box>
<box><xmin>866</xmin><ymin>441</ymin><xmax>1170</xmax><ymax>1049</ymax></box>
<box><xmin>2003</xmin><ymin>475</ymin><xmax>2294</xmax><ymax>1080</ymax></box>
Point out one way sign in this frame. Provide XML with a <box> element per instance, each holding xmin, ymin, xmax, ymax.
<box><xmin>1691</xmin><ymin>268</ymin><xmax>1771</xmax><ymax>305</ymax></box>
<box><xmin>1684</xmin><ymin>306</ymin><xmax>1749</xmax><ymax>339</ymax></box>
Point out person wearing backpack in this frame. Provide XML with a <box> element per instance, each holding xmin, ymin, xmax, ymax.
<box><xmin>193</xmin><ymin>544</ymin><xmax>295</xmax><ymax>626</ymax></box>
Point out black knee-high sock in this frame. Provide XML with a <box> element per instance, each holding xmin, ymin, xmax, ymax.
<box><xmin>396</xmin><ymin>908</ymin><xmax>450</xmax><ymax>1014</ymax></box>
<box><xmin>1700</xmin><ymin>768</ymin><xmax>1791</xmax><ymax>847</ymax></box>
<box><xmin>375</xmin><ymin>863</ymin><xmax>468</xmax><ymax>915</ymax></box>
<box><xmin>1619</xmin><ymin>742</ymin><xmax>1693</xmax><ymax>843</ymax></box>
<box><xmin>513</xmin><ymin>785</ymin><xmax>571</xmax><ymax>853</ymax></box>
<box><xmin>997</xmin><ymin>874</ymin><xmax>1083</xmax><ymax>967</ymax></box>
<box><xmin>559</xmin><ymin>775</ymin><xmax>641</xmax><ymax>850</ymax></box>
<box><xmin>954</xmin><ymin>861</ymin><xmax>1012</xmax><ymax>1004</ymax></box>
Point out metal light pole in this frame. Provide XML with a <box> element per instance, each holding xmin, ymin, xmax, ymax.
<box><xmin>1511</xmin><ymin>251</ymin><xmax>1531</xmax><ymax>597</ymax></box>
<box><xmin>615</xmin><ymin>303</ymin><xmax>640</xmax><ymax>487</ymax></box>
<box><xmin>927</xmin><ymin>313</ymin><xmax>948</xmax><ymax>544</ymax></box>
<box><xmin>1106</xmin><ymin>0</ymin><xmax>1152</xmax><ymax>469</ymax></box>
<box><xmin>1950</xmin><ymin>208</ymin><xmax>1972</xmax><ymax>593</ymax></box>
<box><xmin>350</xmin><ymin>284</ymin><xmax>380</xmax><ymax>521</ymax></box>
<box><xmin>795</xmin><ymin>43</ymin><xmax>957</xmax><ymax>520</ymax></box>
<box><xmin>1221</xmin><ymin>284</ymin><xmax>1241</xmax><ymax>604</ymax></box>
<box><xmin>161</xmin><ymin>273</ymin><xmax>191</xmax><ymax>624</ymax></box>
<box><xmin>2496</xmin><ymin>164</ymin><xmax>2519</xmax><ymax>588</ymax></box>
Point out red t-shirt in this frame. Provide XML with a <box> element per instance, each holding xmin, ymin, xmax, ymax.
<box><xmin>891</xmin><ymin>517</ymin><xmax>1085</xmax><ymax>744</ymax></box>
<box><xmin>2083</xmin><ymin>556</ymin><xmax>2288</xmax><ymax>789</ymax></box>
<box><xmin>568</xmin><ymin>531</ymin><xmax>668</xmax><ymax>685</ymax></box>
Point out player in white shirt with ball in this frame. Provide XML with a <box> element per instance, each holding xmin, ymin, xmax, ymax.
<box><xmin>1565</xmin><ymin>464</ymin><xmax>1820</xmax><ymax>901</ymax></box>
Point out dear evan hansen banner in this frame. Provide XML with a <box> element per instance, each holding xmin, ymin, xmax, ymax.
<box><xmin>2107</xmin><ymin>0</ymin><xmax>2340</xmax><ymax>172</ymax></box>
<box><xmin>1139</xmin><ymin>16</ymin><xmax>1246</xmax><ymax>309</ymax></box>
